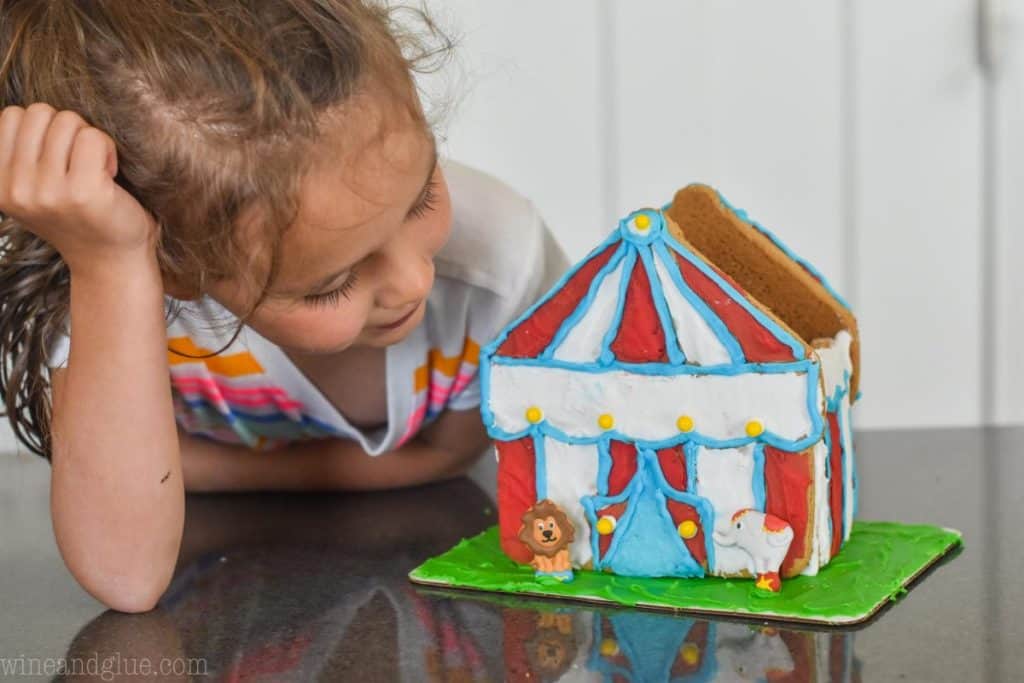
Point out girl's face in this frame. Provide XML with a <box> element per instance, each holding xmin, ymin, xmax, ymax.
<box><xmin>206</xmin><ymin>97</ymin><xmax>452</xmax><ymax>356</ymax></box>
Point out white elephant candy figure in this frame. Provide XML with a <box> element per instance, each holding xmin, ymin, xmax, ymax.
<box><xmin>713</xmin><ymin>509</ymin><xmax>794</xmax><ymax>592</ymax></box>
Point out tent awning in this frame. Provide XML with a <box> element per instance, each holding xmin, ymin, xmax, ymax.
<box><xmin>484</xmin><ymin>358</ymin><xmax>824</xmax><ymax>451</ymax></box>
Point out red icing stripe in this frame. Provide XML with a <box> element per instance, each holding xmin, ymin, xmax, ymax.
<box><xmin>497</xmin><ymin>437</ymin><xmax>537</xmax><ymax>564</ymax></box>
<box><xmin>656</xmin><ymin>446</ymin><xmax>687</xmax><ymax>491</ymax></box>
<box><xmin>607</xmin><ymin>440</ymin><xmax>638</xmax><ymax>496</ymax></box>
<box><xmin>610</xmin><ymin>257</ymin><xmax>669</xmax><ymax>363</ymax></box>
<box><xmin>497</xmin><ymin>244</ymin><xmax>616</xmax><ymax>358</ymax></box>
<box><xmin>502</xmin><ymin>608</ymin><xmax>536</xmax><ymax>683</ymax></box>
<box><xmin>775</xmin><ymin>630</ymin><xmax>815</xmax><ymax>683</ymax></box>
<box><xmin>764</xmin><ymin>446</ymin><xmax>813</xmax><ymax>577</ymax></box>
<box><xmin>829</xmin><ymin>633</ymin><xmax>848</xmax><ymax>682</ymax></box>
<box><xmin>651</xmin><ymin>444</ymin><xmax>708</xmax><ymax>565</ymax></box>
<box><xmin>665</xmin><ymin>499</ymin><xmax>708</xmax><ymax>568</ymax></box>
<box><xmin>658</xmin><ymin>446</ymin><xmax>707</xmax><ymax>567</ymax></box>
<box><xmin>672</xmin><ymin>251</ymin><xmax>798</xmax><ymax>363</ymax></box>
<box><xmin>828</xmin><ymin>411</ymin><xmax>845</xmax><ymax>559</ymax></box>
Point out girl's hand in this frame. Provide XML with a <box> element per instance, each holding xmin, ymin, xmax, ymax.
<box><xmin>0</xmin><ymin>103</ymin><xmax>158</xmax><ymax>273</ymax></box>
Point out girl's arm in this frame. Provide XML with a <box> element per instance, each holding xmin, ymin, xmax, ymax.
<box><xmin>1</xmin><ymin>104</ymin><xmax>183</xmax><ymax>612</ymax></box>
<box><xmin>48</xmin><ymin>252</ymin><xmax>184</xmax><ymax>614</ymax></box>
<box><xmin>179</xmin><ymin>407</ymin><xmax>490</xmax><ymax>492</ymax></box>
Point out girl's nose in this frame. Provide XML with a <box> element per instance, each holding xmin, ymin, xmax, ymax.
<box><xmin>376</xmin><ymin>248</ymin><xmax>434</xmax><ymax>310</ymax></box>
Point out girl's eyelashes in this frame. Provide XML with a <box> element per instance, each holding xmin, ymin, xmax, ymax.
<box><xmin>406</xmin><ymin>178</ymin><xmax>438</xmax><ymax>221</ymax></box>
<box><xmin>303</xmin><ymin>272</ymin><xmax>359</xmax><ymax>308</ymax></box>
<box><xmin>301</xmin><ymin>176</ymin><xmax>437</xmax><ymax>308</ymax></box>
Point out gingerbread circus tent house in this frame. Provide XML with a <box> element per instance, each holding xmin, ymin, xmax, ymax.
<box><xmin>480</xmin><ymin>185</ymin><xmax>859</xmax><ymax>581</ymax></box>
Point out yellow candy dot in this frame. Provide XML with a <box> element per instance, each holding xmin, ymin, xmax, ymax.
<box><xmin>597</xmin><ymin>413</ymin><xmax>615</xmax><ymax>430</ymax></box>
<box><xmin>680</xmin><ymin>643</ymin><xmax>700</xmax><ymax>666</ymax></box>
<box><xmin>599</xmin><ymin>638</ymin><xmax>620</xmax><ymax>657</ymax></box>
<box><xmin>676</xmin><ymin>415</ymin><xmax>695</xmax><ymax>433</ymax></box>
<box><xmin>678</xmin><ymin>520</ymin><xmax>698</xmax><ymax>539</ymax></box>
<box><xmin>634</xmin><ymin>214</ymin><xmax>651</xmax><ymax>230</ymax></box>
<box><xmin>596</xmin><ymin>515</ymin><xmax>616</xmax><ymax>535</ymax></box>
<box><xmin>526</xmin><ymin>406</ymin><xmax>543</xmax><ymax>424</ymax></box>
<box><xmin>745</xmin><ymin>419</ymin><xmax>765</xmax><ymax>437</ymax></box>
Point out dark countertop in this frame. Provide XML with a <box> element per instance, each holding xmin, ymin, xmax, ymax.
<box><xmin>1</xmin><ymin>427</ymin><xmax>1021</xmax><ymax>682</ymax></box>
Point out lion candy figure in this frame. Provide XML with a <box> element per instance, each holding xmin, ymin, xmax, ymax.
<box><xmin>519</xmin><ymin>500</ymin><xmax>575</xmax><ymax>582</ymax></box>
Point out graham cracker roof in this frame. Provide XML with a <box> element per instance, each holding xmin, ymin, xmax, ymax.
<box><xmin>663</xmin><ymin>184</ymin><xmax>860</xmax><ymax>399</ymax></box>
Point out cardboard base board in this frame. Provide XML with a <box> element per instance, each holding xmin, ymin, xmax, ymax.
<box><xmin>409</xmin><ymin>520</ymin><xmax>961</xmax><ymax>625</ymax></box>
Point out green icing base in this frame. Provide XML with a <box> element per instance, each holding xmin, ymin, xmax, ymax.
<box><xmin>409</xmin><ymin>520</ymin><xmax>962</xmax><ymax>625</ymax></box>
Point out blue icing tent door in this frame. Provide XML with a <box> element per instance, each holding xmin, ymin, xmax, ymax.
<box><xmin>589</xmin><ymin>613</ymin><xmax>717</xmax><ymax>682</ymax></box>
<box><xmin>583</xmin><ymin>450</ymin><xmax>713</xmax><ymax>578</ymax></box>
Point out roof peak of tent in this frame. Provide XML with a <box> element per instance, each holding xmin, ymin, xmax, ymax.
<box><xmin>617</xmin><ymin>208</ymin><xmax>669</xmax><ymax>246</ymax></box>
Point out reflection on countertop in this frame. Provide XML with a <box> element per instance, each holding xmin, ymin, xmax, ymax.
<box><xmin>3</xmin><ymin>427</ymin><xmax>1021</xmax><ymax>682</ymax></box>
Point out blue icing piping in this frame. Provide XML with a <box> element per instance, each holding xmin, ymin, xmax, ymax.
<box><xmin>646</xmin><ymin>448</ymin><xmax>717</xmax><ymax>570</ymax></box>
<box><xmin>752</xmin><ymin>444</ymin><xmax>767</xmax><ymax>512</ymax></box>
<box><xmin>651</xmin><ymin>240</ymin><xmax>746</xmax><ymax>364</ymax></box>
<box><xmin>488</xmin><ymin>420</ymin><xmax>821</xmax><ymax>456</ymax></box>
<box><xmin>541</xmin><ymin>242</ymin><xmax>629</xmax><ymax>360</ymax></box>
<box><xmin>684</xmin><ymin>441</ymin><xmax>700</xmax><ymax>505</ymax></box>
<box><xmin>598</xmin><ymin>245</ymin><xmax>638</xmax><ymax>365</ymax></box>
<box><xmin>661</xmin><ymin>234</ymin><xmax>807</xmax><ymax>360</ymax></box>
<box><xmin>533</xmin><ymin>428</ymin><xmax>547</xmax><ymax>501</ymax></box>
<box><xmin>491</xmin><ymin>355</ymin><xmax>815</xmax><ymax>376</ymax></box>
<box><xmin>596</xmin><ymin>437</ymin><xmax>612</xmax><ymax>496</ymax></box>
<box><xmin>480</xmin><ymin>228</ymin><xmax>624</xmax><ymax>364</ymax></box>
<box><xmin>636</xmin><ymin>243</ymin><xmax>686</xmax><ymax>365</ymax></box>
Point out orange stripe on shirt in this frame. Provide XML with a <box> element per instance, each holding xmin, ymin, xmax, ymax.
<box><xmin>167</xmin><ymin>336</ymin><xmax>264</xmax><ymax>377</ymax></box>
<box><xmin>412</xmin><ymin>337</ymin><xmax>480</xmax><ymax>392</ymax></box>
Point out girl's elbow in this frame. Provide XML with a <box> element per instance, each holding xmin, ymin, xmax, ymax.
<box><xmin>70</xmin><ymin>559</ymin><xmax>175</xmax><ymax>613</ymax></box>
<box><xmin>86</xmin><ymin>573</ymin><xmax>171</xmax><ymax>613</ymax></box>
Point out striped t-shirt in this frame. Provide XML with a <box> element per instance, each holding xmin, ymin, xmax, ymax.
<box><xmin>46</xmin><ymin>161</ymin><xmax>567</xmax><ymax>455</ymax></box>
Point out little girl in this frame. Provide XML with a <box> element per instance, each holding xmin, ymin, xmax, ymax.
<box><xmin>0</xmin><ymin>1</ymin><xmax>565</xmax><ymax>612</ymax></box>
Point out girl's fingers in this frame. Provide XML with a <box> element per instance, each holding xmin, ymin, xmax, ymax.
<box><xmin>8</xmin><ymin>103</ymin><xmax>57</xmax><ymax>178</ymax></box>
<box><xmin>0</xmin><ymin>106</ymin><xmax>25</xmax><ymax>183</ymax></box>
<box><xmin>67</xmin><ymin>126</ymin><xmax>117</xmax><ymax>188</ymax></box>
<box><xmin>40</xmin><ymin>110</ymin><xmax>89</xmax><ymax>179</ymax></box>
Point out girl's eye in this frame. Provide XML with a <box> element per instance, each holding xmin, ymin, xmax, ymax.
<box><xmin>303</xmin><ymin>272</ymin><xmax>359</xmax><ymax>308</ymax></box>
<box><xmin>406</xmin><ymin>178</ymin><xmax>439</xmax><ymax>221</ymax></box>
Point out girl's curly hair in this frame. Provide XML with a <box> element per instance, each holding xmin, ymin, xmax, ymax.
<box><xmin>0</xmin><ymin>0</ymin><xmax>453</xmax><ymax>458</ymax></box>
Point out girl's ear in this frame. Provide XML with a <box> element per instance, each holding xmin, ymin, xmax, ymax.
<box><xmin>161</xmin><ymin>271</ymin><xmax>201</xmax><ymax>301</ymax></box>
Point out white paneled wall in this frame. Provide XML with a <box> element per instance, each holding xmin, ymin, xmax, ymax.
<box><xmin>852</xmin><ymin>1</ymin><xmax>984</xmax><ymax>428</ymax></box>
<box><xmin>423</xmin><ymin>0</ymin><xmax>1023</xmax><ymax>430</ymax></box>
<box><xmin>608</xmin><ymin>2</ymin><xmax>845</xmax><ymax>282</ymax></box>
<box><xmin>994</xmin><ymin>0</ymin><xmax>1024</xmax><ymax>425</ymax></box>
<box><xmin>419</xmin><ymin>1</ymin><xmax>607</xmax><ymax>259</ymax></box>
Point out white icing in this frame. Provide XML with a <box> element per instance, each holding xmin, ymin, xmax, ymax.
<box><xmin>841</xmin><ymin>397</ymin><xmax>855</xmax><ymax>542</ymax></box>
<box><xmin>557</xmin><ymin>615</ymin><xmax>594</xmax><ymax>682</ymax></box>
<box><xmin>652</xmin><ymin>251</ymin><xmax>734</xmax><ymax>365</ymax></box>
<box><xmin>812</xmin><ymin>330</ymin><xmax>856</xmax><ymax>549</ymax></box>
<box><xmin>542</xmin><ymin>438</ymin><xmax>599</xmax><ymax>568</ymax></box>
<box><xmin>696</xmin><ymin>444</ymin><xmax>757</xmax><ymax>576</ymax></box>
<box><xmin>805</xmin><ymin>438</ymin><xmax>831</xmax><ymax>576</ymax></box>
<box><xmin>550</xmin><ymin>256</ymin><xmax>626</xmax><ymax>362</ymax></box>
<box><xmin>488</xmin><ymin>365</ymin><xmax>818</xmax><ymax>443</ymax></box>
<box><xmin>813</xmin><ymin>329</ymin><xmax>853</xmax><ymax>399</ymax></box>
